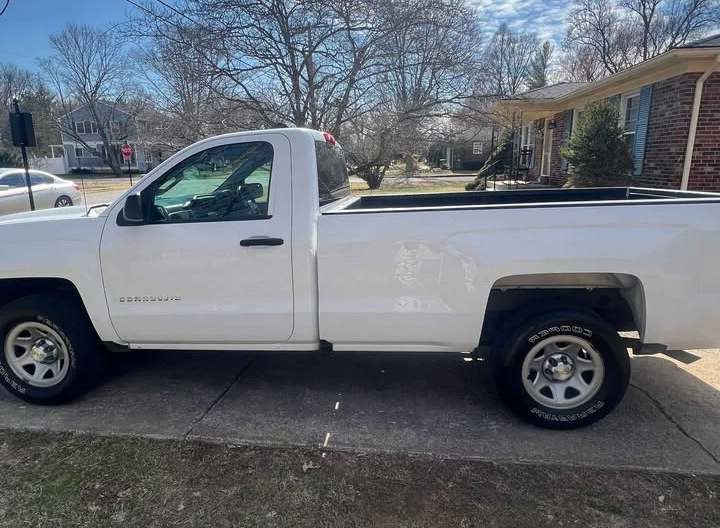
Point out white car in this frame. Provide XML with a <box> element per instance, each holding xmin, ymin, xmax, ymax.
<box><xmin>0</xmin><ymin>168</ymin><xmax>81</xmax><ymax>215</ymax></box>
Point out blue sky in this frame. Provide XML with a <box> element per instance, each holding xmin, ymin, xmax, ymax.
<box><xmin>471</xmin><ymin>0</ymin><xmax>570</xmax><ymax>43</ymax></box>
<box><xmin>0</xmin><ymin>0</ymin><xmax>130</xmax><ymax>68</ymax></box>
<box><xmin>0</xmin><ymin>0</ymin><xmax>568</xmax><ymax>70</ymax></box>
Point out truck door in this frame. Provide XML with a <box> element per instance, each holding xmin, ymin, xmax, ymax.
<box><xmin>99</xmin><ymin>133</ymin><xmax>293</xmax><ymax>345</ymax></box>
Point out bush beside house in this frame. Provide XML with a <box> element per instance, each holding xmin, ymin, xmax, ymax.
<box><xmin>561</xmin><ymin>102</ymin><xmax>633</xmax><ymax>187</ymax></box>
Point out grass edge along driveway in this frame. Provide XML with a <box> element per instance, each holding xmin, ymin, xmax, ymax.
<box><xmin>0</xmin><ymin>429</ymin><xmax>718</xmax><ymax>528</ymax></box>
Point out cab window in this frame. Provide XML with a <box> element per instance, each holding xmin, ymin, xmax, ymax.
<box><xmin>144</xmin><ymin>141</ymin><xmax>273</xmax><ymax>224</ymax></box>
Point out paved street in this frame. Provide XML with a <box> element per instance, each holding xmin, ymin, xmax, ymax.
<box><xmin>1</xmin><ymin>348</ymin><xmax>719</xmax><ymax>474</ymax></box>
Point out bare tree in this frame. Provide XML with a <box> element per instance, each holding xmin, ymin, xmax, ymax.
<box><xmin>528</xmin><ymin>41</ymin><xmax>555</xmax><ymax>89</ymax></box>
<box><xmin>342</xmin><ymin>0</ymin><xmax>481</xmax><ymax>188</ymax></box>
<box><xmin>622</xmin><ymin>0</ymin><xmax>720</xmax><ymax>59</ymax></box>
<box><xmin>558</xmin><ymin>43</ymin><xmax>605</xmax><ymax>82</ymax></box>
<box><xmin>0</xmin><ymin>64</ymin><xmax>58</xmax><ymax>155</ymax></box>
<box><xmin>566</xmin><ymin>0</ymin><xmax>641</xmax><ymax>75</ymax></box>
<box><xmin>131</xmin><ymin>29</ymin><xmax>230</xmax><ymax>149</ymax></box>
<box><xmin>567</xmin><ymin>0</ymin><xmax>720</xmax><ymax>77</ymax></box>
<box><xmin>41</xmin><ymin>24</ymin><xmax>131</xmax><ymax>175</ymax></box>
<box><xmin>481</xmin><ymin>24</ymin><xmax>539</xmax><ymax>97</ymax></box>
<box><xmin>130</xmin><ymin>0</ymin><xmax>392</xmax><ymax>134</ymax></box>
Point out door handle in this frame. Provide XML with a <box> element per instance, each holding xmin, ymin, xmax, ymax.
<box><xmin>240</xmin><ymin>237</ymin><xmax>284</xmax><ymax>247</ymax></box>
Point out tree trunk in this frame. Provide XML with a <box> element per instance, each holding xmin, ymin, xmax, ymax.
<box><xmin>403</xmin><ymin>153</ymin><xmax>418</xmax><ymax>176</ymax></box>
<box><xmin>360</xmin><ymin>164</ymin><xmax>387</xmax><ymax>190</ymax></box>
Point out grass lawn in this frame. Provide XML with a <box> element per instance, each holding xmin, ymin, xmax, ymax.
<box><xmin>0</xmin><ymin>429</ymin><xmax>718</xmax><ymax>527</ymax></box>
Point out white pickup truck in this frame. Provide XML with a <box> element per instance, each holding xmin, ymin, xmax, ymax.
<box><xmin>1</xmin><ymin>128</ymin><xmax>720</xmax><ymax>429</ymax></box>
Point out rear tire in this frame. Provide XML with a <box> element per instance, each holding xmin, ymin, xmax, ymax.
<box><xmin>54</xmin><ymin>195</ymin><xmax>73</xmax><ymax>207</ymax></box>
<box><xmin>492</xmin><ymin>310</ymin><xmax>630</xmax><ymax>429</ymax></box>
<box><xmin>0</xmin><ymin>293</ymin><xmax>106</xmax><ymax>404</ymax></box>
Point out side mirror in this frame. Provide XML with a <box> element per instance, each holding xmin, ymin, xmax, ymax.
<box><xmin>240</xmin><ymin>182</ymin><xmax>263</xmax><ymax>200</ymax></box>
<box><xmin>122</xmin><ymin>193</ymin><xmax>145</xmax><ymax>223</ymax></box>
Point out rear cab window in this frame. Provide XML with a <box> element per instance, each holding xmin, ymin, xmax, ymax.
<box><xmin>315</xmin><ymin>139</ymin><xmax>351</xmax><ymax>205</ymax></box>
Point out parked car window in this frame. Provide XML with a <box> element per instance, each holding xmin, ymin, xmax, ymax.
<box><xmin>30</xmin><ymin>174</ymin><xmax>54</xmax><ymax>185</ymax></box>
<box><xmin>0</xmin><ymin>174</ymin><xmax>25</xmax><ymax>187</ymax></box>
<box><xmin>144</xmin><ymin>141</ymin><xmax>273</xmax><ymax>224</ymax></box>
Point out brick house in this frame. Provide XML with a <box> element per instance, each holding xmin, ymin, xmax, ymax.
<box><xmin>494</xmin><ymin>34</ymin><xmax>720</xmax><ymax>191</ymax></box>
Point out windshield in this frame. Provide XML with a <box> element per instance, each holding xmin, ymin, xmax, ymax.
<box><xmin>315</xmin><ymin>140</ymin><xmax>351</xmax><ymax>205</ymax></box>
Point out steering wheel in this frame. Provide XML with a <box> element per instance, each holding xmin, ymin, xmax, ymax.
<box><xmin>152</xmin><ymin>204</ymin><xmax>169</xmax><ymax>221</ymax></box>
<box><xmin>244</xmin><ymin>192</ymin><xmax>260</xmax><ymax>215</ymax></box>
<box><xmin>228</xmin><ymin>187</ymin><xmax>260</xmax><ymax>217</ymax></box>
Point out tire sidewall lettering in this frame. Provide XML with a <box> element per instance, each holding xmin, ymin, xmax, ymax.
<box><xmin>530</xmin><ymin>400</ymin><xmax>605</xmax><ymax>422</ymax></box>
<box><xmin>528</xmin><ymin>325</ymin><xmax>593</xmax><ymax>345</ymax></box>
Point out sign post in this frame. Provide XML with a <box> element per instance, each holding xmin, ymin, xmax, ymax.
<box><xmin>121</xmin><ymin>143</ymin><xmax>133</xmax><ymax>185</ymax></box>
<box><xmin>9</xmin><ymin>98</ymin><xmax>37</xmax><ymax>211</ymax></box>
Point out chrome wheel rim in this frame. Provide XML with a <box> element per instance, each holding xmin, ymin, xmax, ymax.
<box><xmin>4</xmin><ymin>321</ymin><xmax>70</xmax><ymax>388</ymax></box>
<box><xmin>521</xmin><ymin>335</ymin><xmax>604</xmax><ymax>410</ymax></box>
<box><xmin>56</xmin><ymin>197</ymin><xmax>72</xmax><ymax>207</ymax></box>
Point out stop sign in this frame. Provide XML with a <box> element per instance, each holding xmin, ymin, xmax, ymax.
<box><xmin>121</xmin><ymin>144</ymin><xmax>132</xmax><ymax>161</ymax></box>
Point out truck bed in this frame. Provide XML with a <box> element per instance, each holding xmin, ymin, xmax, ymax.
<box><xmin>324</xmin><ymin>187</ymin><xmax>720</xmax><ymax>214</ymax></box>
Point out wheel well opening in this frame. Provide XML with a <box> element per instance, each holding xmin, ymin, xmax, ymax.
<box><xmin>0</xmin><ymin>278</ymin><xmax>84</xmax><ymax>311</ymax></box>
<box><xmin>479</xmin><ymin>273</ymin><xmax>645</xmax><ymax>346</ymax></box>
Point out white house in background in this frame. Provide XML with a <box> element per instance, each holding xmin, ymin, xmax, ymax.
<box><xmin>59</xmin><ymin>102</ymin><xmax>158</xmax><ymax>173</ymax></box>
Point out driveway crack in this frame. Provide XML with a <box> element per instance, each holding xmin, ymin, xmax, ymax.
<box><xmin>183</xmin><ymin>356</ymin><xmax>256</xmax><ymax>441</ymax></box>
<box><xmin>630</xmin><ymin>382</ymin><xmax>720</xmax><ymax>465</ymax></box>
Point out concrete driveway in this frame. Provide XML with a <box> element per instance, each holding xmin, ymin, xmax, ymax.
<box><xmin>1</xmin><ymin>348</ymin><xmax>719</xmax><ymax>474</ymax></box>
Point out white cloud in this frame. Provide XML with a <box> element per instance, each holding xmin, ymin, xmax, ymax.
<box><xmin>469</xmin><ymin>0</ymin><xmax>571</xmax><ymax>44</ymax></box>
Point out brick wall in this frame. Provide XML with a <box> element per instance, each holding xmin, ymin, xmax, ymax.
<box><xmin>688</xmin><ymin>72</ymin><xmax>720</xmax><ymax>191</ymax></box>
<box><xmin>639</xmin><ymin>72</ymin><xmax>720</xmax><ymax>190</ymax></box>
<box><xmin>639</xmin><ymin>74</ymin><xmax>696</xmax><ymax>188</ymax></box>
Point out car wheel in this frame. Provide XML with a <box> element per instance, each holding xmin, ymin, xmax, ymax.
<box><xmin>492</xmin><ymin>310</ymin><xmax>630</xmax><ymax>429</ymax></box>
<box><xmin>54</xmin><ymin>195</ymin><xmax>73</xmax><ymax>207</ymax></box>
<box><xmin>0</xmin><ymin>293</ymin><xmax>106</xmax><ymax>404</ymax></box>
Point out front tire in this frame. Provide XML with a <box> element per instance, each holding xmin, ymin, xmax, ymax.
<box><xmin>0</xmin><ymin>293</ymin><xmax>105</xmax><ymax>404</ymax></box>
<box><xmin>492</xmin><ymin>311</ymin><xmax>630</xmax><ymax>429</ymax></box>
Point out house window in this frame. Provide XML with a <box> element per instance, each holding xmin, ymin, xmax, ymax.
<box><xmin>472</xmin><ymin>142</ymin><xmax>482</xmax><ymax>155</ymax></box>
<box><xmin>74</xmin><ymin>121</ymin><xmax>85</xmax><ymax>134</ymax></box>
<box><xmin>540</xmin><ymin>120</ymin><xmax>553</xmax><ymax>177</ymax></box>
<box><xmin>144</xmin><ymin>150</ymin><xmax>152</xmax><ymax>163</ymax></box>
<box><xmin>621</xmin><ymin>93</ymin><xmax>640</xmax><ymax>152</ymax></box>
<box><xmin>572</xmin><ymin>108</ymin><xmax>585</xmax><ymax>136</ymax></box>
<box><xmin>75</xmin><ymin>147</ymin><xmax>84</xmax><ymax>158</ymax></box>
